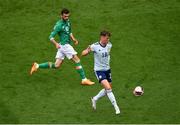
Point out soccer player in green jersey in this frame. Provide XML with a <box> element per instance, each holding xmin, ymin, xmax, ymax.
<box><xmin>30</xmin><ymin>8</ymin><xmax>94</xmax><ymax>85</ymax></box>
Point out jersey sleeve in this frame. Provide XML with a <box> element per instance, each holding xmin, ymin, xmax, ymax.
<box><xmin>69</xmin><ymin>22</ymin><xmax>72</xmax><ymax>34</ymax></box>
<box><xmin>90</xmin><ymin>43</ymin><xmax>95</xmax><ymax>52</ymax></box>
<box><xmin>108</xmin><ymin>42</ymin><xmax>112</xmax><ymax>52</ymax></box>
<box><xmin>49</xmin><ymin>23</ymin><xmax>62</xmax><ymax>40</ymax></box>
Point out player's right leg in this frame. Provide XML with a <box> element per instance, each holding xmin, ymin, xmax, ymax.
<box><xmin>71</xmin><ymin>54</ymin><xmax>94</xmax><ymax>85</ymax></box>
<box><xmin>91</xmin><ymin>88</ymin><xmax>106</xmax><ymax>110</ymax></box>
<box><xmin>91</xmin><ymin>71</ymin><xmax>107</xmax><ymax>110</ymax></box>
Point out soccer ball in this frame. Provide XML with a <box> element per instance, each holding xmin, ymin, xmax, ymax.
<box><xmin>133</xmin><ymin>86</ymin><xmax>144</xmax><ymax>96</ymax></box>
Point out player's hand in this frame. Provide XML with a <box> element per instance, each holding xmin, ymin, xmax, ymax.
<box><xmin>55</xmin><ymin>43</ymin><xmax>61</xmax><ymax>49</ymax></box>
<box><xmin>81</xmin><ymin>50</ymin><xmax>87</xmax><ymax>56</ymax></box>
<box><xmin>81</xmin><ymin>47</ymin><xmax>90</xmax><ymax>56</ymax></box>
<box><xmin>74</xmin><ymin>39</ymin><xmax>79</xmax><ymax>45</ymax></box>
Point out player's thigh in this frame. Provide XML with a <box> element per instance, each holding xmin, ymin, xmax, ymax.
<box><xmin>95</xmin><ymin>71</ymin><xmax>106</xmax><ymax>83</ymax></box>
<box><xmin>56</xmin><ymin>48</ymin><xmax>65</xmax><ymax>60</ymax></box>
<box><xmin>55</xmin><ymin>58</ymin><xmax>63</xmax><ymax>67</ymax></box>
<box><xmin>64</xmin><ymin>44</ymin><xmax>78</xmax><ymax>61</ymax></box>
<box><xmin>101</xmin><ymin>79</ymin><xmax>112</xmax><ymax>90</ymax></box>
<box><xmin>106</xmin><ymin>69</ymin><xmax>112</xmax><ymax>83</ymax></box>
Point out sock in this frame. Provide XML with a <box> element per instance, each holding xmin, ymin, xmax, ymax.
<box><xmin>38</xmin><ymin>62</ymin><xmax>56</xmax><ymax>69</ymax></box>
<box><xmin>106</xmin><ymin>89</ymin><xmax>118</xmax><ymax>108</ymax></box>
<box><xmin>75</xmin><ymin>62</ymin><xmax>86</xmax><ymax>80</ymax></box>
<box><xmin>93</xmin><ymin>89</ymin><xmax>106</xmax><ymax>101</ymax></box>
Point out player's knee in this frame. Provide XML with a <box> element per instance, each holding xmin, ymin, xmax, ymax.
<box><xmin>75</xmin><ymin>59</ymin><xmax>80</xmax><ymax>64</ymax></box>
<box><xmin>106</xmin><ymin>89</ymin><xmax>112</xmax><ymax>93</ymax></box>
<box><xmin>72</xmin><ymin>55</ymin><xmax>80</xmax><ymax>63</ymax></box>
<box><xmin>101</xmin><ymin>80</ymin><xmax>112</xmax><ymax>90</ymax></box>
<box><xmin>55</xmin><ymin>63</ymin><xmax>61</xmax><ymax>68</ymax></box>
<box><xmin>75</xmin><ymin>61</ymin><xmax>82</xmax><ymax>69</ymax></box>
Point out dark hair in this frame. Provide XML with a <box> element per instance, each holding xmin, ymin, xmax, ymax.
<box><xmin>61</xmin><ymin>8</ymin><xmax>70</xmax><ymax>15</ymax></box>
<box><xmin>100</xmin><ymin>30</ymin><xmax>111</xmax><ymax>37</ymax></box>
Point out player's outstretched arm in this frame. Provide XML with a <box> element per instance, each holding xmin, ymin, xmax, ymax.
<box><xmin>70</xmin><ymin>33</ymin><xmax>78</xmax><ymax>45</ymax></box>
<box><xmin>50</xmin><ymin>38</ymin><xmax>61</xmax><ymax>49</ymax></box>
<box><xmin>49</xmin><ymin>24</ymin><xmax>61</xmax><ymax>49</ymax></box>
<box><xmin>81</xmin><ymin>46</ymin><xmax>91</xmax><ymax>56</ymax></box>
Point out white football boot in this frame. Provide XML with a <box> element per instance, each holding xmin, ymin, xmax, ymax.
<box><xmin>114</xmin><ymin>105</ymin><xmax>120</xmax><ymax>114</ymax></box>
<box><xmin>91</xmin><ymin>97</ymin><xmax>96</xmax><ymax>110</ymax></box>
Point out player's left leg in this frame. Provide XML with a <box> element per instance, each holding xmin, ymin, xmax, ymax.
<box><xmin>37</xmin><ymin>62</ymin><xmax>56</xmax><ymax>69</ymax></box>
<box><xmin>30</xmin><ymin>62</ymin><xmax>54</xmax><ymax>75</ymax></box>
<box><xmin>71</xmin><ymin>55</ymin><xmax>94</xmax><ymax>85</ymax></box>
<box><xmin>30</xmin><ymin>59</ymin><xmax>63</xmax><ymax>75</ymax></box>
<box><xmin>30</xmin><ymin>46</ymin><xmax>65</xmax><ymax>75</ymax></box>
<box><xmin>101</xmin><ymin>80</ymin><xmax>120</xmax><ymax>114</ymax></box>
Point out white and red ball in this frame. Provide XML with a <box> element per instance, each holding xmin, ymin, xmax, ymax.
<box><xmin>133</xmin><ymin>86</ymin><xmax>144</xmax><ymax>96</ymax></box>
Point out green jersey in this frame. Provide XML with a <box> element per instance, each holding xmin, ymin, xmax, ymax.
<box><xmin>49</xmin><ymin>19</ymin><xmax>72</xmax><ymax>45</ymax></box>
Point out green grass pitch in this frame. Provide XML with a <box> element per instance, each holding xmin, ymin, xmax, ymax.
<box><xmin>0</xmin><ymin>0</ymin><xmax>180</xmax><ymax>123</ymax></box>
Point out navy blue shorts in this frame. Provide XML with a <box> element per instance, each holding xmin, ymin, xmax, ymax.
<box><xmin>95</xmin><ymin>69</ymin><xmax>112</xmax><ymax>83</ymax></box>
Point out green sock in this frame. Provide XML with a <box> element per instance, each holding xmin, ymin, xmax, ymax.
<box><xmin>75</xmin><ymin>62</ymin><xmax>86</xmax><ymax>80</ymax></box>
<box><xmin>39</xmin><ymin>62</ymin><xmax>56</xmax><ymax>69</ymax></box>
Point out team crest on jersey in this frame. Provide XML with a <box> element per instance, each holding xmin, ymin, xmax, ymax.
<box><xmin>65</xmin><ymin>26</ymin><xmax>69</xmax><ymax>31</ymax></box>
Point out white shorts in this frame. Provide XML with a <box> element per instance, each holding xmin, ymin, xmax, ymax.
<box><xmin>55</xmin><ymin>44</ymin><xmax>77</xmax><ymax>60</ymax></box>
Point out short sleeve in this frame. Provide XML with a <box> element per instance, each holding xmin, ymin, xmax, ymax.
<box><xmin>69</xmin><ymin>21</ymin><xmax>72</xmax><ymax>34</ymax></box>
<box><xmin>108</xmin><ymin>42</ymin><xmax>112</xmax><ymax>52</ymax></box>
<box><xmin>49</xmin><ymin>23</ymin><xmax>62</xmax><ymax>40</ymax></box>
<box><xmin>90</xmin><ymin>43</ymin><xmax>95</xmax><ymax>52</ymax></box>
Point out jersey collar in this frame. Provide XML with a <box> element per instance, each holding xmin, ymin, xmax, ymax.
<box><xmin>99</xmin><ymin>42</ymin><xmax>107</xmax><ymax>48</ymax></box>
<box><xmin>61</xmin><ymin>19</ymin><xmax>69</xmax><ymax>23</ymax></box>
